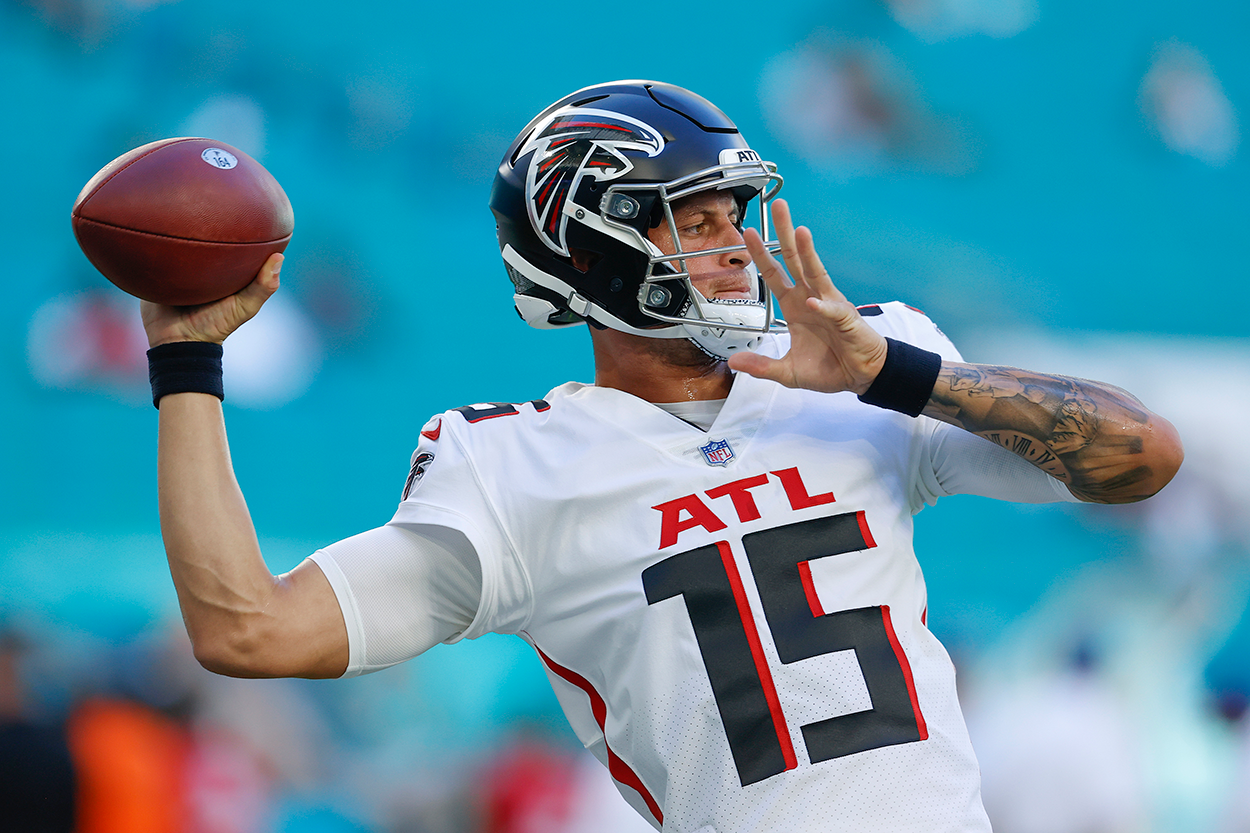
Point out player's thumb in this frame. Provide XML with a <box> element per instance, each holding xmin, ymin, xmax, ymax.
<box><xmin>256</xmin><ymin>253</ymin><xmax>283</xmax><ymax>295</ymax></box>
<box><xmin>234</xmin><ymin>254</ymin><xmax>282</xmax><ymax>312</ymax></box>
<box><xmin>728</xmin><ymin>352</ymin><xmax>793</xmax><ymax>387</ymax></box>
<box><xmin>210</xmin><ymin>255</ymin><xmax>282</xmax><ymax>343</ymax></box>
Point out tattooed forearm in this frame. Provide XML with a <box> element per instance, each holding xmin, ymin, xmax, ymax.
<box><xmin>923</xmin><ymin>363</ymin><xmax>1179</xmax><ymax>504</ymax></box>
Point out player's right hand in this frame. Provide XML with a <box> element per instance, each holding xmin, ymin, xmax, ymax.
<box><xmin>141</xmin><ymin>253</ymin><xmax>282</xmax><ymax>348</ymax></box>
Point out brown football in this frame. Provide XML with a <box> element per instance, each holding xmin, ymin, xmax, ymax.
<box><xmin>71</xmin><ymin>137</ymin><xmax>294</xmax><ymax>306</ymax></box>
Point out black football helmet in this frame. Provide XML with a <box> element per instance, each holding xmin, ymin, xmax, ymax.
<box><xmin>489</xmin><ymin>80</ymin><xmax>786</xmax><ymax>359</ymax></box>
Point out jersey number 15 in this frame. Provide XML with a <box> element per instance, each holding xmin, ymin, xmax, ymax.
<box><xmin>642</xmin><ymin>512</ymin><xmax>928</xmax><ymax>787</ymax></box>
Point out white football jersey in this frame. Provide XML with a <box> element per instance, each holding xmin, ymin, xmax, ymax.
<box><xmin>316</xmin><ymin>303</ymin><xmax>1072</xmax><ymax>832</ymax></box>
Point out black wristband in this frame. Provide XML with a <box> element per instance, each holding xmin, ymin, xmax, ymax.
<box><xmin>857</xmin><ymin>337</ymin><xmax>942</xmax><ymax>417</ymax></box>
<box><xmin>147</xmin><ymin>341</ymin><xmax>224</xmax><ymax>409</ymax></box>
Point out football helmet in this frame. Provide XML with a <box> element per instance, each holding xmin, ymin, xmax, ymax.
<box><xmin>489</xmin><ymin>80</ymin><xmax>786</xmax><ymax>359</ymax></box>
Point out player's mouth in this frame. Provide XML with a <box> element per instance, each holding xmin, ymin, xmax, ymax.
<box><xmin>693</xmin><ymin>272</ymin><xmax>754</xmax><ymax>301</ymax></box>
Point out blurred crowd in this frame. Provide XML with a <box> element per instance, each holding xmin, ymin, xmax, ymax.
<box><xmin>0</xmin><ymin>616</ymin><xmax>660</xmax><ymax>833</ymax></box>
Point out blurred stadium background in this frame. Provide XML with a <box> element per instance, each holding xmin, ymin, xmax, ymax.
<box><xmin>2</xmin><ymin>0</ymin><xmax>1248</xmax><ymax>830</ymax></box>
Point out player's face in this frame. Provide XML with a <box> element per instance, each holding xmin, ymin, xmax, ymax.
<box><xmin>647</xmin><ymin>192</ymin><xmax>754</xmax><ymax>300</ymax></box>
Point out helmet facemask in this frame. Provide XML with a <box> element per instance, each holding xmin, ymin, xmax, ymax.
<box><xmin>600</xmin><ymin>156</ymin><xmax>787</xmax><ymax>359</ymax></box>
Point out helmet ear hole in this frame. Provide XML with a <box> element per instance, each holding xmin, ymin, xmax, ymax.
<box><xmin>569</xmin><ymin>248</ymin><xmax>600</xmax><ymax>274</ymax></box>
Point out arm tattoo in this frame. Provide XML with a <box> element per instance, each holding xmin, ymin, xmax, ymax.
<box><xmin>924</xmin><ymin>364</ymin><xmax>1156</xmax><ymax>503</ymax></box>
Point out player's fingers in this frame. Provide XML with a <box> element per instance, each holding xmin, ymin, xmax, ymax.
<box><xmin>769</xmin><ymin>200</ymin><xmax>806</xmax><ymax>290</ymax></box>
<box><xmin>743</xmin><ymin>228</ymin><xmax>791</xmax><ymax>295</ymax></box>
<box><xmin>794</xmin><ymin>227</ymin><xmax>846</xmax><ymax>304</ymax></box>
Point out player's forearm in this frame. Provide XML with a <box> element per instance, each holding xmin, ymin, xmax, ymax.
<box><xmin>156</xmin><ymin>392</ymin><xmax>286</xmax><ymax>675</ymax></box>
<box><xmin>921</xmin><ymin>362</ymin><xmax>1183</xmax><ymax>503</ymax></box>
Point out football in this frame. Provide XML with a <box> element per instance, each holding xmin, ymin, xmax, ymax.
<box><xmin>71</xmin><ymin>137</ymin><xmax>294</xmax><ymax>306</ymax></box>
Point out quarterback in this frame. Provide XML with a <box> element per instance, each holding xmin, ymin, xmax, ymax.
<box><xmin>141</xmin><ymin>81</ymin><xmax>1182</xmax><ymax>832</ymax></box>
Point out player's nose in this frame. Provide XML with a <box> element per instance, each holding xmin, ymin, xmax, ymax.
<box><xmin>717</xmin><ymin>223</ymin><xmax>751</xmax><ymax>267</ymax></box>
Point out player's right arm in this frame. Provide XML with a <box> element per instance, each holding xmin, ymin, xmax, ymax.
<box><xmin>143</xmin><ymin>254</ymin><xmax>349</xmax><ymax>679</ymax></box>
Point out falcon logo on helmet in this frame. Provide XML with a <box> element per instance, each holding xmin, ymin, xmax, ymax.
<box><xmin>521</xmin><ymin>108</ymin><xmax>664</xmax><ymax>257</ymax></box>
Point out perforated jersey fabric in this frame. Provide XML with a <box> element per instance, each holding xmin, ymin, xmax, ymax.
<box><xmin>310</xmin><ymin>303</ymin><xmax>1076</xmax><ymax>832</ymax></box>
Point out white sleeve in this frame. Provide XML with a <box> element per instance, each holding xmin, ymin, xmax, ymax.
<box><xmin>308</xmin><ymin>522</ymin><xmax>482</xmax><ymax>678</ymax></box>
<box><xmin>919</xmin><ymin>421</ymin><xmax>1080</xmax><ymax>505</ymax></box>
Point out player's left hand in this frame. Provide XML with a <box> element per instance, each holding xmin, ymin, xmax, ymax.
<box><xmin>728</xmin><ymin>200</ymin><xmax>888</xmax><ymax>395</ymax></box>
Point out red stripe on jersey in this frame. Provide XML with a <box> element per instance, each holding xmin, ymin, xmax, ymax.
<box><xmin>532</xmin><ymin>645</ymin><xmax>664</xmax><ymax>827</ymax></box>
<box><xmin>921</xmin><ymin>606</ymin><xmax>927</xmax><ymax>626</ymax></box>
<box><xmin>797</xmin><ymin>560</ymin><xmax>825</xmax><ymax>618</ymax></box>
<box><xmin>420</xmin><ymin>420</ymin><xmax>442</xmax><ymax>441</ymax></box>
<box><xmin>856</xmin><ymin>510</ymin><xmax>877</xmax><ymax>549</ymax></box>
<box><xmin>468</xmin><ymin>412</ymin><xmax>512</xmax><ymax>423</ymax></box>
<box><xmin>717</xmin><ymin>541</ymin><xmax>798</xmax><ymax>772</ymax></box>
<box><xmin>880</xmin><ymin>606</ymin><xmax>928</xmax><ymax>741</ymax></box>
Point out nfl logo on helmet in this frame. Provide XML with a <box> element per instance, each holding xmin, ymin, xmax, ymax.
<box><xmin>699</xmin><ymin>439</ymin><xmax>735</xmax><ymax>467</ymax></box>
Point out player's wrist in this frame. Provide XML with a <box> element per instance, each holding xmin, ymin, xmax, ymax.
<box><xmin>849</xmin><ymin>335</ymin><xmax>890</xmax><ymax>396</ymax></box>
<box><xmin>146</xmin><ymin>332</ymin><xmax>224</xmax><ymax>348</ymax></box>
<box><xmin>857</xmin><ymin>338</ymin><xmax>941</xmax><ymax>417</ymax></box>
<box><xmin>147</xmin><ymin>341</ymin><xmax>225</xmax><ymax>410</ymax></box>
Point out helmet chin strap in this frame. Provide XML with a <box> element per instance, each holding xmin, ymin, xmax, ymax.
<box><xmin>681</xmin><ymin>289</ymin><xmax>769</xmax><ymax>360</ymax></box>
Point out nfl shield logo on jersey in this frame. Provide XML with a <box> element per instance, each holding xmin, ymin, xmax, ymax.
<box><xmin>699</xmin><ymin>438</ymin><xmax>735</xmax><ymax>467</ymax></box>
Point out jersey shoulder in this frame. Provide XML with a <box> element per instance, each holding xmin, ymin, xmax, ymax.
<box><xmin>421</xmin><ymin>395</ymin><xmax>559</xmax><ymax>450</ymax></box>
<box><xmin>400</xmin><ymin>393</ymin><xmax>564</xmax><ymax>502</ymax></box>
<box><xmin>419</xmin><ymin>382</ymin><xmax>592</xmax><ymax>452</ymax></box>
<box><xmin>856</xmin><ymin>301</ymin><xmax>962</xmax><ymax>362</ymax></box>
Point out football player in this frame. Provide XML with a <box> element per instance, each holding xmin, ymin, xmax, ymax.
<box><xmin>141</xmin><ymin>81</ymin><xmax>1182</xmax><ymax>832</ymax></box>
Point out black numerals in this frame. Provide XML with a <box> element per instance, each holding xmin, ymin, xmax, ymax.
<box><xmin>643</xmin><ymin>512</ymin><xmax>928</xmax><ymax>787</ymax></box>
<box><xmin>453</xmin><ymin>400</ymin><xmax>550</xmax><ymax>423</ymax></box>
<box><xmin>744</xmin><ymin>513</ymin><xmax>875</xmax><ymax>664</ymax></box>
<box><xmin>744</xmin><ymin>514</ymin><xmax>926</xmax><ymax>762</ymax></box>
<box><xmin>643</xmin><ymin>542</ymin><xmax>796</xmax><ymax>786</ymax></box>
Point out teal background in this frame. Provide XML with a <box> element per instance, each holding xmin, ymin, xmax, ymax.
<box><xmin>2</xmin><ymin>0</ymin><xmax>1247</xmax><ymax>830</ymax></box>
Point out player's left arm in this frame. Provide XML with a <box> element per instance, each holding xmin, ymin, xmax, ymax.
<box><xmin>920</xmin><ymin>365</ymin><xmax>1181</xmax><ymax>503</ymax></box>
<box><xmin>730</xmin><ymin>200</ymin><xmax>1183</xmax><ymax>504</ymax></box>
